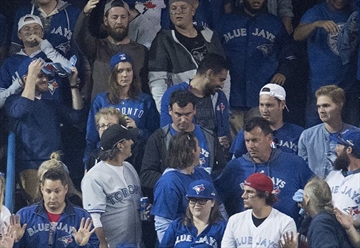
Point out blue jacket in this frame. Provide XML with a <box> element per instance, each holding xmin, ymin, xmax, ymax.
<box><xmin>160</xmin><ymin>82</ymin><xmax>230</xmax><ymax>138</ymax></box>
<box><xmin>15</xmin><ymin>201</ymin><xmax>99</xmax><ymax>248</ymax></box>
<box><xmin>5</xmin><ymin>95</ymin><xmax>85</xmax><ymax>171</ymax></box>
<box><xmin>214</xmin><ymin>149</ymin><xmax>313</xmax><ymax>223</ymax></box>
<box><xmin>217</xmin><ymin>8</ymin><xmax>295</xmax><ymax>108</ymax></box>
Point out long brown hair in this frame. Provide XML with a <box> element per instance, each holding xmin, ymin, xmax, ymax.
<box><xmin>107</xmin><ymin>63</ymin><xmax>140</xmax><ymax>104</ymax></box>
<box><xmin>166</xmin><ymin>132</ymin><xmax>197</xmax><ymax>170</ymax></box>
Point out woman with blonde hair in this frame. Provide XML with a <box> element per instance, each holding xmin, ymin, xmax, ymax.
<box><xmin>34</xmin><ymin>152</ymin><xmax>82</xmax><ymax>206</ymax></box>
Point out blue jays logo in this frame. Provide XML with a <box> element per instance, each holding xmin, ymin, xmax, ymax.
<box><xmin>345</xmin><ymin>206</ymin><xmax>360</xmax><ymax>216</ymax></box>
<box><xmin>119</xmin><ymin>53</ymin><xmax>128</xmax><ymax>61</ymax></box>
<box><xmin>58</xmin><ymin>235</ymin><xmax>73</xmax><ymax>247</ymax></box>
<box><xmin>48</xmin><ymin>79</ymin><xmax>59</xmax><ymax>95</ymax></box>
<box><xmin>273</xmin><ymin>186</ymin><xmax>281</xmax><ymax>195</ymax></box>
<box><xmin>56</xmin><ymin>41</ymin><xmax>71</xmax><ymax>56</ymax></box>
<box><xmin>193</xmin><ymin>184</ymin><xmax>205</xmax><ymax>195</ymax></box>
<box><xmin>257</xmin><ymin>44</ymin><xmax>273</xmax><ymax>57</ymax></box>
<box><xmin>199</xmin><ymin>157</ymin><xmax>206</xmax><ymax>165</ymax></box>
<box><xmin>216</xmin><ymin>102</ymin><xmax>225</xmax><ymax>114</ymax></box>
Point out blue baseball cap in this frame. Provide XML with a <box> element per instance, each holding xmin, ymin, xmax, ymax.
<box><xmin>331</xmin><ymin>129</ymin><xmax>360</xmax><ymax>154</ymax></box>
<box><xmin>110</xmin><ymin>52</ymin><xmax>133</xmax><ymax>70</ymax></box>
<box><xmin>186</xmin><ymin>180</ymin><xmax>216</xmax><ymax>199</ymax></box>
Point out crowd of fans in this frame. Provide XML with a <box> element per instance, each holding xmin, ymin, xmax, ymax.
<box><xmin>0</xmin><ymin>0</ymin><xmax>359</xmax><ymax>247</ymax></box>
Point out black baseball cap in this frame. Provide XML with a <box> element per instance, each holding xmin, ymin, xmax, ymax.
<box><xmin>100</xmin><ymin>124</ymin><xmax>140</xmax><ymax>151</ymax></box>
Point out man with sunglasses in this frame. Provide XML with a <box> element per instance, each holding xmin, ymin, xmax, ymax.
<box><xmin>326</xmin><ymin>128</ymin><xmax>360</xmax><ymax>228</ymax></box>
<box><xmin>222</xmin><ymin>173</ymin><xmax>296</xmax><ymax>247</ymax></box>
<box><xmin>82</xmin><ymin>124</ymin><xmax>143</xmax><ymax>248</ymax></box>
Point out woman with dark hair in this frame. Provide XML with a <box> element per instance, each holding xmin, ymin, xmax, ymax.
<box><xmin>151</xmin><ymin>132</ymin><xmax>221</xmax><ymax>242</ymax></box>
<box><xmin>160</xmin><ymin>179</ymin><xmax>226</xmax><ymax>247</ymax></box>
<box><xmin>85</xmin><ymin>52</ymin><xmax>159</xmax><ymax>170</ymax></box>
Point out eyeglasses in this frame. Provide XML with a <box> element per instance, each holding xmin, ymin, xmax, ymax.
<box><xmin>170</xmin><ymin>6</ymin><xmax>189</xmax><ymax>15</ymax></box>
<box><xmin>97</xmin><ymin>123</ymin><xmax>116</xmax><ymax>131</ymax></box>
<box><xmin>188</xmin><ymin>198</ymin><xmax>210</xmax><ymax>205</ymax></box>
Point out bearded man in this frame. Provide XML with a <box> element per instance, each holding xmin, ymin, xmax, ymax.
<box><xmin>326</xmin><ymin>128</ymin><xmax>360</xmax><ymax>228</ymax></box>
<box><xmin>74</xmin><ymin>0</ymin><xmax>148</xmax><ymax>100</ymax></box>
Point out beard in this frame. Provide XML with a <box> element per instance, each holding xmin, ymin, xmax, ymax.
<box><xmin>243</xmin><ymin>0</ymin><xmax>267</xmax><ymax>15</ymax></box>
<box><xmin>334</xmin><ymin>151</ymin><xmax>350</xmax><ymax>171</ymax></box>
<box><xmin>203</xmin><ymin>83</ymin><xmax>218</xmax><ymax>96</ymax></box>
<box><xmin>106</xmin><ymin>25</ymin><xmax>129</xmax><ymax>42</ymax></box>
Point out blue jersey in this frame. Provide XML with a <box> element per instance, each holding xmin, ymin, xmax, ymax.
<box><xmin>230</xmin><ymin>122</ymin><xmax>304</xmax><ymax>158</ymax></box>
<box><xmin>11</xmin><ymin>2</ymin><xmax>80</xmax><ymax>58</ymax></box>
<box><xmin>84</xmin><ymin>91</ymin><xmax>160</xmax><ymax>165</ymax></box>
<box><xmin>217</xmin><ymin>9</ymin><xmax>294</xmax><ymax>108</ymax></box>
<box><xmin>151</xmin><ymin>167</ymin><xmax>213</xmax><ymax>220</ymax></box>
<box><xmin>214</xmin><ymin>149</ymin><xmax>313</xmax><ymax>223</ymax></box>
<box><xmin>14</xmin><ymin>201</ymin><xmax>98</xmax><ymax>248</ymax></box>
<box><xmin>160</xmin><ymin>82</ymin><xmax>230</xmax><ymax>138</ymax></box>
<box><xmin>160</xmin><ymin>218</ymin><xmax>227</xmax><ymax>248</ymax></box>
<box><xmin>301</xmin><ymin>3</ymin><xmax>356</xmax><ymax>93</ymax></box>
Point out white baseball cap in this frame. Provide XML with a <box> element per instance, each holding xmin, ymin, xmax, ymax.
<box><xmin>259</xmin><ymin>83</ymin><xmax>286</xmax><ymax>101</ymax></box>
<box><xmin>18</xmin><ymin>14</ymin><xmax>43</xmax><ymax>31</ymax></box>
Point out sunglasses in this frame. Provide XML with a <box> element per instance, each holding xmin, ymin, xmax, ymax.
<box><xmin>188</xmin><ymin>198</ymin><xmax>210</xmax><ymax>205</ymax></box>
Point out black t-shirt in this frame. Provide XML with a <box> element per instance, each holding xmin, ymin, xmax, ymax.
<box><xmin>193</xmin><ymin>95</ymin><xmax>216</xmax><ymax>133</ymax></box>
<box><xmin>175</xmin><ymin>28</ymin><xmax>207</xmax><ymax>65</ymax></box>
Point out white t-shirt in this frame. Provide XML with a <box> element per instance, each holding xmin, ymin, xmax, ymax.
<box><xmin>222</xmin><ymin>208</ymin><xmax>296</xmax><ymax>248</ymax></box>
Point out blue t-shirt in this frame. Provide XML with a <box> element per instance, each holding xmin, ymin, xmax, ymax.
<box><xmin>301</xmin><ymin>2</ymin><xmax>356</xmax><ymax>93</ymax></box>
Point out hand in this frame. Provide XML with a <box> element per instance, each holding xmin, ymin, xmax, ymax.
<box><xmin>334</xmin><ymin>207</ymin><xmax>354</xmax><ymax>230</ymax></box>
<box><xmin>279</xmin><ymin>232</ymin><xmax>299</xmax><ymax>248</ymax></box>
<box><xmin>84</xmin><ymin>0</ymin><xmax>100</xmax><ymax>14</ymax></box>
<box><xmin>0</xmin><ymin>225</ymin><xmax>15</xmax><ymax>248</ymax></box>
<box><xmin>26</xmin><ymin>34</ymin><xmax>43</xmax><ymax>45</ymax></box>
<box><xmin>9</xmin><ymin>214</ymin><xmax>26</xmax><ymax>242</ymax></box>
<box><xmin>26</xmin><ymin>59</ymin><xmax>45</xmax><ymax>85</ymax></box>
<box><xmin>218</xmin><ymin>136</ymin><xmax>230</xmax><ymax>149</ymax></box>
<box><xmin>68</xmin><ymin>67</ymin><xmax>79</xmax><ymax>86</ymax></box>
<box><xmin>145</xmin><ymin>204</ymin><xmax>152</xmax><ymax>220</ymax></box>
<box><xmin>71</xmin><ymin>217</ymin><xmax>96</xmax><ymax>246</ymax></box>
<box><xmin>317</xmin><ymin>20</ymin><xmax>339</xmax><ymax>35</ymax></box>
<box><xmin>125</xmin><ymin>116</ymin><xmax>137</xmax><ymax>128</ymax></box>
<box><xmin>270</xmin><ymin>73</ymin><xmax>286</xmax><ymax>85</ymax></box>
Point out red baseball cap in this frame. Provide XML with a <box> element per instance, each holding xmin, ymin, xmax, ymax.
<box><xmin>244</xmin><ymin>173</ymin><xmax>274</xmax><ymax>193</ymax></box>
